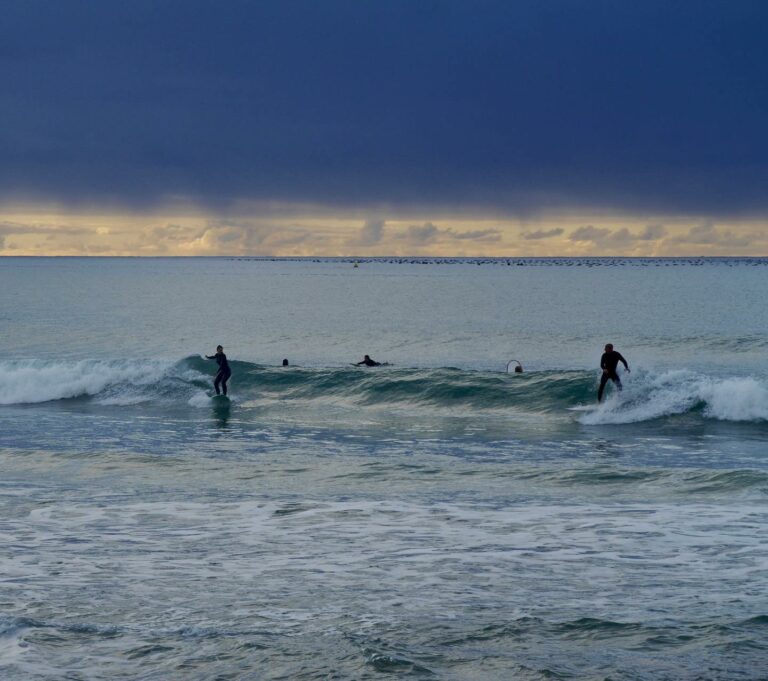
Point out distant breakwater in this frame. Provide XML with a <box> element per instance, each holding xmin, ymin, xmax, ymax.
<box><xmin>226</xmin><ymin>256</ymin><xmax>768</xmax><ymax>267</ymax></box>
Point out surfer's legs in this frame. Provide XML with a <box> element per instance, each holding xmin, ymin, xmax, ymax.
<box><xmin>597</xmin><ymin>371</ymin><xmax>620</xmax><ymax>402</ymax></box>
<box><xmin>214</xmin><ymin>370</ymin><xmax>231</xmax><ymax>396</ymax></box>
<box><xmin>214</xmin><ymin>370</ymin><xmax>225</xmax><ymax>395</ymax></box>
<box><xmin>597</xmin><ymin>373</ymin><xmax>609</xmax><ymax>402</ymax></box>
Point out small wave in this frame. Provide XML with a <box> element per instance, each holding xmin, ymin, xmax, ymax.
<box><xmin>555</xmin><ymin>617</ymin><xmax>644</xmax><ymax>640</ymax></box>
<box><xmin>735</xmin><ymin>615</ymin><xmax>768</xmax><ymax>628</ymax></box>
<box><xmin>682</xmin><ymin>470</ymin><xmax>768</xmax><ymax>494</ymax></box>
<box><xmin>365</xmin><ymin>649</ymin><xmax>435</xmax><ymax>675</ymax></box>
<box><xmin>556</xmin><ymin>468</ymin><xmax>664</xmax><ymax>486</ymax></box>
<box><xmin>510</xmin><ymin>466</ymin><xmax>768</xmax><ymax>496</ymax></box>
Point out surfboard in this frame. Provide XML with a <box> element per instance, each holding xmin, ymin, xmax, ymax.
<box><xmin>567</xmin><ymin>404</ymin><xmax>599</xmax><ymax>412</ymax></box>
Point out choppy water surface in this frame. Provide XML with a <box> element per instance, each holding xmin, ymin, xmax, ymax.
<box><xmin>1</xmin><ymin>257</ymin><xmax>767</xmax><ymax>680</ymax></box>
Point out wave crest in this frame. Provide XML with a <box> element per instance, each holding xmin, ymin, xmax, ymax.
<box><xmin>1</xmin><ymin>357</ymin><xmax>767</xmax><ymax>425</ymax></box>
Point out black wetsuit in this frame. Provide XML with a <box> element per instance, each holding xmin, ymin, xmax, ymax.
<box><xmin>357</xmin><ymin>357</ymin><xmax>381</xmax><ymax>367</ymax></box>
<box><xmin>598</xmin><ymin>350</ymin><xmax>629</xmax><ymax>402</ymax></box>
<box><xmin>207</xmin><ymin>352</ymin><xmax>232</xmax><ymax>395</ymax></box>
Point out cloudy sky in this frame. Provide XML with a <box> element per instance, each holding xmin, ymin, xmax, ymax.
<box><xmin>1</xmin><ymin>0</ymin><xmax>766</xmax><ymax>256</ymax></box>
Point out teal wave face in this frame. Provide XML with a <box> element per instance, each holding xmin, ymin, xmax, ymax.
<box><xmin>185</xmin><ymin>358</ymin><xmax>768</xmax><ymax>426</ymax></box>
<box><xmin>185</xmin><ymin>355</ymin><xmax>596</xmax><ymax>411</ymax></box>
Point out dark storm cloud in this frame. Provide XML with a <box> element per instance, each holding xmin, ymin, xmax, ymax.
<box><xmin>1</xmin><ymin>0</ymin><xmax>767</xmax><ymax>216</ymax></box>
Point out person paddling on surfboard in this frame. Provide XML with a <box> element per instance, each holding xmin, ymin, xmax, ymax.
<box><xmin>598</xmin><ymin>343</ymin><xmax>629</xmax><ymax>402</ymax></box>
<box><xmin>354</xmin><ymin>354</ymin><xmax>381</xmax><ymax>367</ymax></box>
<box><xmin>206</xmin><ymin>345</ymin><xmax>232</xmax><ymax>396</ymax></box>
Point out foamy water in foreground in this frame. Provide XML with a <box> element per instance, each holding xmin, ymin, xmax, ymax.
<box><xmin>1</xmin><ymin>257</ymin><xmax>767</xmax><ymax>679</ymax></box>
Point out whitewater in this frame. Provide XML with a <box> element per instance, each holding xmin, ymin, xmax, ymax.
<box><xmin>1</xmin><ymin>257</ymin><xmax>767</xmax><ymax>680</ymax></box>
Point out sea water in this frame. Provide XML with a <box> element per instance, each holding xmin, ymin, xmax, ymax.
<box><xmin>0</xmin><ymin>257</ymin><xmax>767</xmax><ymax>680</ymax></box>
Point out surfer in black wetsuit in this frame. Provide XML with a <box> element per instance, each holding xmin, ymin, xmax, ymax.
<box><xmin>355</xmin><ymin>354</ymin><xmax>381</xmax><ymax>367</ymax></box>
<box><xmin>598</xmin><ymin>343</ymin><xmax>630</xmax><ymax>403</ymax></box>
<box><xmin>206</xmin><ymin>345</ymin><xmax>232</xmax><ymax>395</ymax></box>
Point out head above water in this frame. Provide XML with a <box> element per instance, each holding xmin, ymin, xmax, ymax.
<box><xmin>364</xmin><ymin>355</ymin><xmax>371</xmax><ymax>360</ymax></box>
<box><xmin>217</xmin><ymin>345</ymin><xmax>223</xmax><ymax>352</ymax></box>
<box><xmin>282</xmin><ymin>359</ymin><xmax>289</xmax><ymax>366</ymax></box>
<box><xmin>604</xmin><ymin>343</ymin><xmax>614</xmax><ymax>352</ymax></box>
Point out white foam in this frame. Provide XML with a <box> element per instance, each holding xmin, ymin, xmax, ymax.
<box><xmin>0</xmin><ymin>359</ymin><xmax>171</xmax><ymax>405</ymax></box>
<box><xmin>700</xmin><ymin>377</ymin><xmax>768</xmax><ymax>421</ymax></box>
<box><xmin>579</xmin><ymin>369</ymin><xmax>768</xmax><ymax>424</ymax></box>
<box><xmin>188</xmin><ymin>392</ymin><xmax>214</xmax><ymax>407</ymax></box>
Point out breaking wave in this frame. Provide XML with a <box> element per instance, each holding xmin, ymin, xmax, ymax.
<box><xmin>1</xmin><ymin>357</ymin><xmax>768</xmax><ymax>425</ymax></box>
<box><xmin>0</xmin><ymin>358</ymin><xmax>202</xmax><ymax>406</ymax></box>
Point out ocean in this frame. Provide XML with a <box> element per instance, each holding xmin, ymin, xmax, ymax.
<box><xmin>1</xmin><ymin>256</ymin><xmax>767</xmax><ymax>680</ymax></box>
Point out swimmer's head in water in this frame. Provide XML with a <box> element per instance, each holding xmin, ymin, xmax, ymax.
<box><xmin>217</xmin><ymin>345</ymin><xmax>223</xmax><ymax>352</ymax></box>
<box><xmin>282</xmin><ymin>359</ymin><xmax>289</xmax><ymax>366</ymax></box>
<box><xmin>364</xmin><ymin>355</ymin><xmax>371</xmax><ymax>360</ymax></box>
<box><xmin>605</xmin><ymin>343</ymin><xmax>613</xmax><ymax>351</ymax></box>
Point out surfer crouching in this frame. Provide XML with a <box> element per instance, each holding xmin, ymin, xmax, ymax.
<box><xmin>206</xmin><ymin>345</ymin><xmax>232</xmax><ymax>396</ymax></box>
<box><xmin>598</xmin><ymin>343</ymin><xmax>629</xmax><ymax>402</ymax></box>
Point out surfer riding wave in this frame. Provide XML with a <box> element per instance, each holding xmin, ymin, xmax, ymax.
<box><xmin>206</xmin><ymin>345</ymin><xmax>232</xmax><ymax>396</ymax></box>
<box><xmin>598</xmin><ymin>343</ymin><xmax>629</xmax><ymax>403</ymax></box>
